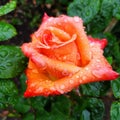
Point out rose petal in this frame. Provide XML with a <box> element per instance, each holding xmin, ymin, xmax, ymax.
<box><xmin>23</xmin><ymin>41</ymin><xmax>119</xmax><ymax>97</ymax></box>
<box><xmin>34</xmin><ymin>15</ymin><xmax>91</xmax><ymax>66</ymax></box>
<box><xmin>88</xmin><ymin>36</ymin><xmax>108</xmax><ymax>49</ymax></box>
<box><xmin>47</xmin><ymin>27</ymin><xmax>71</xmax><ymax>41</ymax></box>
<box><xmin>29</xmin><ymin>51</ymin><xmax>81</xmax><ymax>78</ymax></box>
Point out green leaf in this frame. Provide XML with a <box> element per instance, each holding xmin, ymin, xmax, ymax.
<box><xmin>23</xmin><ymin>113</ymin><xmax>35</xmax><ymax>120</ymax></box>
<box><xmin>80</xmin><ymin>82</ymin><xmax>110</xmax><ymax>97</ymax></box>
<box><xmin>67</xmin><ymin>0</ymin><xmax>100</xmax><ymax>24</ymax></box>
<box><xmin>45</xmin><ymin>0</ymin><xmax>54</xmax><ymax>4</ymax></box>
<box><xmin>100</xmin><ymin>0</ymin><xmax>114</xmax><ymax>18</ymax></box>
<box><xmin>33</xmin><ymin>96</ymin><xmax>71</xmax><ymax>120</ymax></box>
<box><xmin>110</xmin><ymin>102</ymin><xmax>120</xmax><ymax>120</ymax></box>
<box><xmin>0</xmin><ymin>21</ymin><xmax>17</xmax><ymax>41</ymax></box>
<box><xmin>0</xmin><ymin>80</ymin><xmax>18</xmax><ymax>95</ymax></box>
<box><xmin>19</xmin><ymin>73</ymin><xmax>27</xmax><ymax>93</ymax></box>
<box><xmin>50</xmin><ymin>96</ymin><xmax>71</xmax><ymax>119</ymax></box>
<box><xmin>0</xmin><ymin>0</ymin><xmax>17</xmax><ymax>16</ymax></box>
<box><xmin>81</xmin><ymin>110</ymin><xmax>90</xmax><ymax>120</ymax></box>
<box><xmin>15</xmin><ymin>102</ymin><xmax>31</xmax><ymax>113</ymax></box>
<box><xmin>0</xmin><ymin>80</ymin><xmax>18</xmax><ymax>108</ymax></box>
<box><xmin>112</xmin><ymin>0</ymin><xmax>120</xmax><ymax>19</ymax></box>
<box><xmin>104</xmin><ymin>33</ymin><xmax>120</xmax><ymax>65</ymax></box>
<box><xmin>87</xmin><ymin>0</ymin><xmax>120</xmax><ymax>33</ymax></box>
<box><xmin>14</xmin><ymin>96</ymin><xmax>31</xmax><ymax>113</ymax></box>
<box><xmin>0</xmin><ymin>46</ymin><xmax>27</xmax><ymax>78</ymax></box>
<box><xmin>107</xmin><ymin>56</ymin><xmax>113</xmax><ymax>64</ymax></box>
<box><xmin>87</xmin><ymin>0</ymin><xmax>113</xmax><ymax>33</ymax></box>
<box><xmin>72</xmin><ymin>98</ymin><xmax>104</xmax><ymax>120</ymax></box>
<box><xmin>111</xmin><ymin>69</ymin><xmax>120</xmax><ymax>98</ymax></box>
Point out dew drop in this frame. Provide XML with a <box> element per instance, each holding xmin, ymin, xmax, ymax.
<box><xmin>48</xmin><ymin>18</ymin><xmax>53</xmax><ymax>22</ymax></box>
<box><xmin>92</xmin><ymin>70</ymin><xmax>102</xmax><ymax>78</ymax></box>
<box><xmin>64</xmin><ymin>19</ymin><xmax>68</xmax><ymax>23</ymax></box>
<box><xmin>90</xmin><ymin>43</ymin><xmax>95</xmax><ymax>47</ymax></box>
<box><xmin>30</xmin><ymin>83</ymin><xmax>36</xmax><ymax>87</ymax></box>
<box><xmin>62</xmin><ymin>70</ymin><xmax>69</xmax><ymax>76</ymax></box>
<box><xmin>76</xmin><ymin>53</ymin><xmax>80</xmax><ymax>60</ymax></box>
<box><xmin>96</xmin><ymin>59</ymin><xmax>100</xmax><ymax>62</ymax></box>
<box><xmin>76</xmin><ymin>75</ymin><xmax>79</xmax><ymax>79</ymax></box>
<box><xmin>85</xmin><ymin>67</ymin><xmax>89</xmax><ymax>71</ymax></box>
<box><xmin>0</xmin><ymin>50</ymin><xmax>8</xmax><ymax>58</ymax></box>
<box><xmin>57</xmin><ymin>86</ymin><xmax>64</xmax><ymax>94</ymax></box>
<box><xmin>79</xmin><ymin>79</ymin><xmax>82</xmax><ymax>83</ymax></box>
<box><xmin>60</xmin><ymin>85</ymin><xmax>65</xmax><ymax>89</ymax></box>
<box><xmin>58</xmin><ymin>22</ymin><xmax>61</xmax><ymax>25</ymax></box>
<box><xmin>35</xmin><ymin>87</ymin><xmax>43</xmax><ymax>92</ymax></box>
<box><xmin>69</xmin><ymin>79</ymin><xmax>74</xmax><ymax>84</ymax></box>
<box><xmin>28</xmin><ymin>89</ymin><xmax>32</xmax><ymax>92</ymax></box>
<box><xmin>53</xmin><ymin>21</ymin><xmax>57</xmax><ymax>25</ymax></box>
<box><xmin>82</xmin><ymin>76</ymin><xmax>86</xmax><ymax>80</ymax></box>
<box><xmin>50</xmin><ymin>86</ymin><xmax>56</xmax><ymax>91</ymax></box>
<box><xmin>73</xmin><ymin>16</ymin><xmax>80</xmax><ymax>22</ymax></box>
<box><xmin>63</xmin><ymin>56</ymin><xmax>67</xmax><ymax>60</ymax></box>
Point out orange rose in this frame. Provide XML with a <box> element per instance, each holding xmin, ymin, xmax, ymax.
<box><xmin>21</xmin><ymin>13</ymin><xmax>119</xmax><ymax>97</ymax></box>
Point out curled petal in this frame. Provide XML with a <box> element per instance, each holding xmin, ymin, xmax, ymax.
<box><xmin>88</xmin><ymin>36</ymin><xmax>108</xmax><ymax>49</ymax></box>
<box><xmin>34</xmin><ymin>15</ymin><xmax>91</xmax><ymax>66</ymax></box>
<box><xmin>30</xmin><ymin>51</ymin><xmax>81</xmax><ymax>78</ymax></box>
<box><xmin>23</xmin><ymin>43</ymin><xmax>119</xmax><ymax>97</ymax></box>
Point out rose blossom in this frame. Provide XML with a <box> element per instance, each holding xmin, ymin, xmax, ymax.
<box><xmin>21</xmin><ymin>13</ymin><xmax>119</xmax><ymax>97</ymax></box>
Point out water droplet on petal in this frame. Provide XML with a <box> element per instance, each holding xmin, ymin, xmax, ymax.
<box><xmin>30</xmin><ymin>83</ymin><xmax>36</xmax><ymax>87</ymax></box>
<box><xmin>57</xmin><ymin>86</ymin><xmax>64</xmax><ymax>94</ymax></box>
<box><xmin>82</xmin><ymin>76</ymin><xmax>86</xmax><ymax>81</ymax></box>
<box><xmin>50</xmin><ymin>86</ymin><xmax>56</xmax><ymax>91</ymax></box>
<box><xmin>35</xmin><ymin>87</ymin><xmax>43</xmax><ymax>93</ymax></box>
<box><xmin>76</xmin><ymin>52</ymin><xmax>80</xmax><ymax>60</ymax></box>
<box><xmin>60</xmin><ymin>85</ymin><xmax>65</xmax><ymax>89</ymax></box>
<box><xmin>96</xmin><ymin>59</ymin><xmax>100</xmax><ymax>62</ymax></box>
<box><xmin>64</xmin><ymin>19</ymin><xmax>68</xmax><ymax>23</ymax></box>
<box><xmin>92</xmin><ymin>70</ymin><xmax>102</xmax><ymax>78</ymax></box>
<box><xmin>62</xmin><ymin>70</ymin><xmax>69</xmax><ymax>76</ymax></box>
<box><xmin>90</xmin><ymin>43</ymin><xmax>95</xmax><ymax>47</ymax></box>
<box><xmin>85</xmin><ymin>67</ymin><xmax>89</xmax><ymax>71</ymax></box>
<box><xmin>69</xmin><ymin>79</ymin><xmax>74</xmax><ymax>84</ymax></box>
<box><xmin>76</xmin><ymin>75</ymin><xmax>79</xmax><ymax>79</ymax></box>
<box><xmin>73</xmin><ymin>16</ymin><xmax>80</xmax><ymax>22</ymax></box>
<box><xmin>79</xmin><ymin>79</ymin><xmax>82</xmax><ymax>83</ymax></box>
<box><xmin>58</xmin><ymin>22</ymin><xmax>61</xmax><ymax>25</ymax></box>
<box><xmin>63</xmin><ymin>56</ymin><xmax>67</xmax><ymax>60</ymax></box>
<box><xmin>48</xmin><ymin>18</ymin><xmax>53</xmax><ymax>22</ymax></box>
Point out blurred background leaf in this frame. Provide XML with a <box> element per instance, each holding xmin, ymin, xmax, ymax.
<box><xmin>0</xmin><ymin>0</ymin><xmax>17</xmax><ymax>16</ymax></box>
<box><xmin>110</xmin><ymin>102</ymin><xmax>120</xmax><ymax>120</ymax></box>
<box><xmin>0</xmin><ymin>21</ymin><xmax>17</xmax><ymax>41</ymax></box>
<box><xmin>0</xmin><ymin>46</ymin><xmax>27</xmax><ymax>78</ymax></box>
<box><xmin>67</xmin><ymin>0</ymin><xmax>100</xmax><ymax>24</ymax></box>
<box><xmin>111</xmin><ymin>69</ymin><xmax>120</xmax><ymax>98</ymax></box>
<box><xmin>80</xmin><ymin>82</ymin><xmax>110</xmax><ymax>97</ymax></box>
<box><xmin>0</xmin><ymin>80</ymin><xmax>18</xmax><ymax>109</ymax></box>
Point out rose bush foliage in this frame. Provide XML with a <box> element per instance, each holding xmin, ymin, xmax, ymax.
<box><xmin>21</xmin><ymin>14</ymin><xmax>119</xmax><ymax>97</ymax></box>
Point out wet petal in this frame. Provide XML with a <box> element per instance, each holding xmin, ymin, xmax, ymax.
<box><xmin>23</xmin><ymin>42</ymin><xmax>119</xmax><ymax>97</ymax></box>
<box><xmin>88</xmin><ymin>36</ymin><xmax>108</xmax><ymax>49</ymax></box>
<box><xmin>47</xmin><ymin>26</ymin><xmax>71</xmax><ymax>41</ymax></box>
